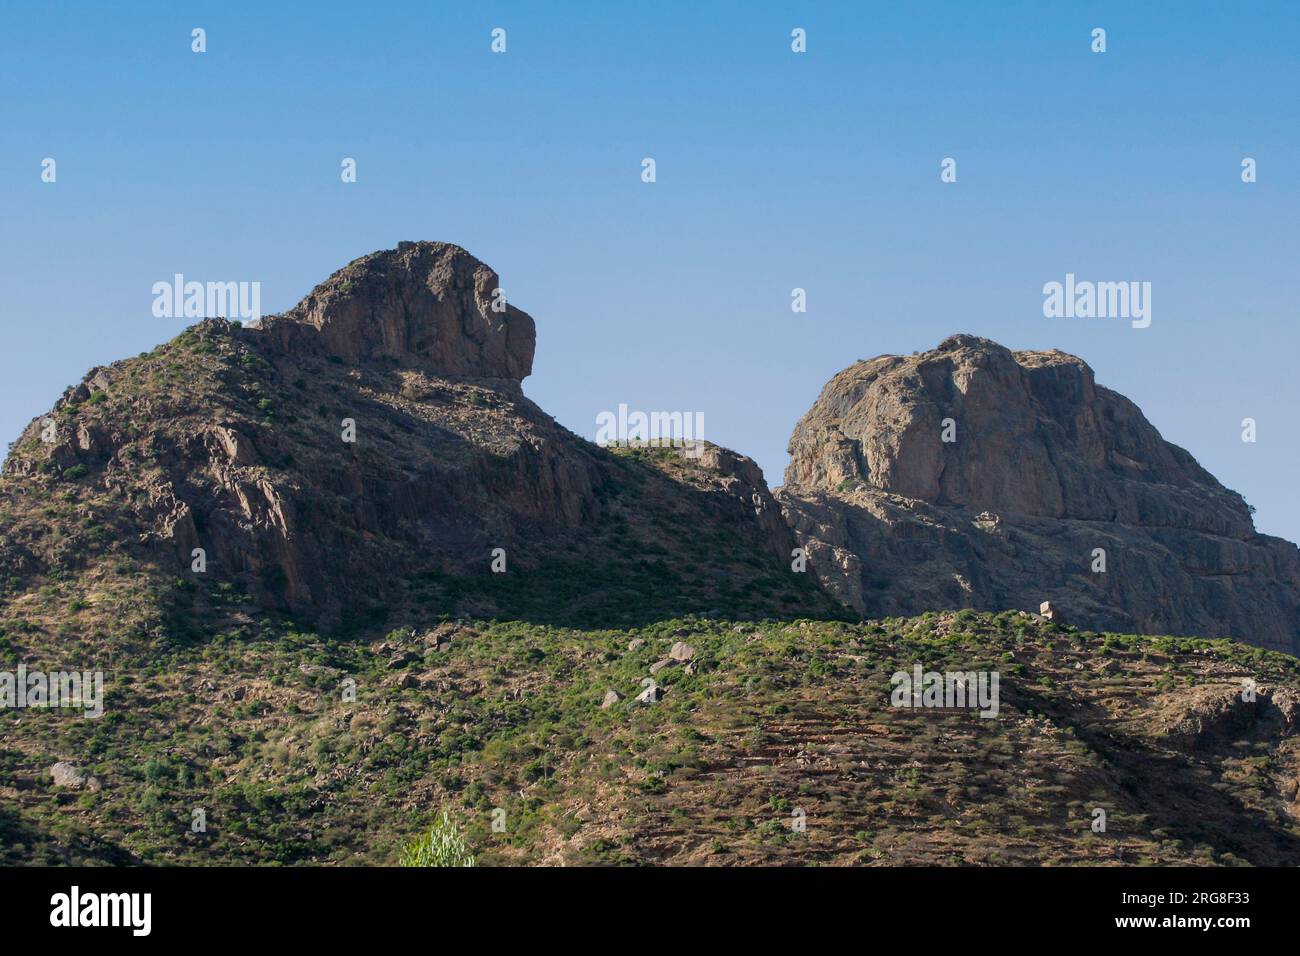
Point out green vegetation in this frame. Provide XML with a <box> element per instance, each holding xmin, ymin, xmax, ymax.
<box><xmin>400</xmin><ymin>812</ymin><xmax>476</xmax><ymax>867</ymax></box>
<box><xmin>2</xmin><ymin>317</ymin><xmax>1298</xmax><ymax>867</ymax></box>
<box><xmin>1</xmin><ymin>604</ymin><xmax>1298</xmax><ymax>866</ymax></box>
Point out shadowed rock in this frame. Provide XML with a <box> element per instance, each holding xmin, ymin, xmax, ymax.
<box><xmin>0</xmin><ymin>243</ymin><xmax>829</xmax><ymax>632</ymax></box>
<box><xmin>260</xmin><ymin>241</ymin><xmax>535</xmax><ymax>381</ymax></box>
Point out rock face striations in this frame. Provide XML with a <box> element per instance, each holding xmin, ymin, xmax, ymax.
<box><xmin>258</xmin><ymin>241</ymin><xmax>536</xmax><ymax>380</ymax></box>
<box><xmin>3</xmin><ymin>250</ymin><xmax>1297</xmax><ymax>655</ymax></box>
<box><xmin>776</xmin><ymin>335</ymin><xmax>1300</xmax><ymax>654</ymax></box>
<box><xmin>0</xmin><ymin>242</ymin><xmax>830</xmax><ymax>635</ymax></box>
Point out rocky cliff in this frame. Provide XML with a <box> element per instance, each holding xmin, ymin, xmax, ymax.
<box><xmin>4</xmin><ymin>253</ymin><xmax>1297</xmax><ymax>653</ymax></box>
<box><xmin>0</xmin><ymin>242</ymin><xmax>832</xmax><ymax>639</ymax></box>
<box><xmin>776</xmin><ymin>335</ymin><xmax>1300</xmax><ymax>654</ymax></box>
<box><xmin>8</xmin><ymin>253</ymin><xmax>1300</xmax><ymax>868</ymax></box>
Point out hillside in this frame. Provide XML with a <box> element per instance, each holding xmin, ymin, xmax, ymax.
<box><xmin>3</xmin><ymin>611</ymin><xmax>1300</xmax><ymax>865</ymax></box>
<box><xmin>2</xmin><ymin>242</ymin><xmax>1299</xmax><ymax>868</ymax></box>
<box><xmin>0</xmin><ymin>243</ymin><xmax>837</xmax><ymax>643</ymax></box>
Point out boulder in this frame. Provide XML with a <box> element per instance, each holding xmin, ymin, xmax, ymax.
<box><xmin>50</xmin><ymin>762</ymin><xmax>100</xmax><ymax>792</ymax></box>
<box><xmin>635</xmin><ymin>683</ymin><xmax>663</xmax><ymax>704</ymax></box>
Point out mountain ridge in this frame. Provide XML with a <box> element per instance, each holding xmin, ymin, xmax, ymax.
<box><xmin>4</xmin><ymin>244</ymin><xmax>1297</xmax><ymax>651</ymax></box>
<box><xmin>3</xmin><ymin>242</ymin><xmax>1300</xmax><ymax>867</ymax></box>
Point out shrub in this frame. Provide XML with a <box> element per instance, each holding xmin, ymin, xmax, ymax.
<box><xmin>399</xmin><ymin>812</ymin><xmax>475</xmax><ymax>867</ymax></box>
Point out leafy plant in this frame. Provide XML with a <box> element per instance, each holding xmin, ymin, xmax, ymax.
<box><xmin>399</xmin><ymin>812</ymin><xmax>475</xmax><ymax>867</ymax></box>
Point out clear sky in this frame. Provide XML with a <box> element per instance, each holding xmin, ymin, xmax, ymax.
<box><xmin>3</xmin><ymin>2</ymin><xmax>1299</xmax><ymax>541</ymax></box>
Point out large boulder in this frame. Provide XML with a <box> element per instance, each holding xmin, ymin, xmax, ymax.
<box><xmin>49</xmin><ymin>762</ymin><xmax>100</xmax><ymax>792</ymax></box>
<box><xmin>777</xmin><ymin>335</ymin><xmax>1300</xmax><ymax>655</ymax></box>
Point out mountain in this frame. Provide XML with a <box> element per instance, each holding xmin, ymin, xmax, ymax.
<box><xmin>3</xmin><ymin>244</ymin><xmax>1299</xmax><ymax>867</ymax></box>
<box><xmin>775</xmin><ymin>335</ymin><xmax>1300</xmax><ymax>656</ymax></box>
<box><xmin>0</xmin><ymin>241</ymin><xmax>835</xmax><ymax>640</ymax></box>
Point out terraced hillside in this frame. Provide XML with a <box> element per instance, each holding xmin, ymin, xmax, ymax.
<box><xmin>3</xmin><ymin>610</ymin><xmax>1298</xmax><ymax>866</ymax></box>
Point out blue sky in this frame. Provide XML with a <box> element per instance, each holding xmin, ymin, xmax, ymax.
<box><xmin>3</xmin><ymin>2</ymin><xmax>1299</xmax><ymax>540</ymax></box>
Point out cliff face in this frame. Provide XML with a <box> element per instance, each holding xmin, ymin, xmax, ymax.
<box><xmin>258</xmin><ymin>240</ymin><xmax>536</xmax><ymax>380</ymax></box>
<box><xmin>11</xmin><ymin>250</ymin><xmax>1300</xmax><ymax>869</ymax></box>
<box><xmin>0</xmin><ymin>242</ymin><xmax>830</xmax><ymax>636</ymax></box>
<box><xmin>4</xmin><ymin>252</ymin><xmax>1297</xmax><ymax>654</ymax></box>
<box><xmin>776</xmin><ymin>335</ymin><xmax>1300</xmax><ymax>655</ymax></box>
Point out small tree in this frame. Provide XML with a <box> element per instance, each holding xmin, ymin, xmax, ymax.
<box><xmin>400</xmin><ymin>812</ymin><xmax>475</xmax><ymax>867</ymax></box>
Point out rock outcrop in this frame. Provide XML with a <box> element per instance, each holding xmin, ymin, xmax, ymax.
<box><xmin>0</xmin><ymin>243</ymin><xmax>833</xmax><ymax>634</ymax></box>
<box><xmin>6</xmin><ymin>252</ymin><xmax>1297</xmax><ymax>654</ymax></box>
<box><xmin>260</xmin><ymin>241</ymin><xmax>535</xmax><ymax>380</ymax></box>
<box><xmin>776</xmin><ymin>335</ymin><xmax>1300</xmax><ymax>655</ymax></box>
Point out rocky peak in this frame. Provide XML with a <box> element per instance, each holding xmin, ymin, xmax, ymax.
<box><xmin>784</xmin><ymin>334</ymin><xmax>1250</xmax><ymax>536</ymax></box>
<box><xmin>0</xmin><ymin>243</ymin><xmax>827</xmax><ymax>633</ymax></box>
<box><xmin>777</xmin><ymin>335</ymin><xmax>1300</xmax><ymax>653</ymax></box>
<box><xmin>259</xmin><ymin>241</ymin><xmax>535</xmax><ymax>381</ymax></box>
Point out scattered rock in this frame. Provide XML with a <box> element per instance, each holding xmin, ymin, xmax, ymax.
<box><xmin>668</xmin><ymin>641</ymin><xmax>695</xmax><ymax>662</ymax></box>
<box><xmin>635</xmin><ymin>683</ymin><xmax>663</xmax><ymax>704</ymax></box>
<box><xmin>298</xmin><ymin>663</ymin><xmax>342</xmax><ymax>679</ymax></box>
<box><xmin>423</xmin><ymin>623</ymin><xmax>466</xmax><ymax>649</ymax></box>
<box><xmin>1155</xmin><ymin>683</ymin><xmax>1271</xmax><ymax>750</ymax></box>
<box><xmin>600</xmin><ymin>689</ymin><xmax>622</xmax><ymax>709</ymax></box>
<box><xmin>649</xmin><ymin>658</ymin><xmax>677</xmax><ymax>675</ymax></box>
<box><xmin>1039</xmin><ymin>601</ymin><xmax>1065</xmax><ymax>624</ymax></box>
<box><xmin>50</xmin><ymin>762</ymin><xmax>100</xmax><ymax>792</ymax></box>
<box><xmin>627</xmin><ymin>638</ymin><xmax>646</xmax><ymax>652</ymax></box>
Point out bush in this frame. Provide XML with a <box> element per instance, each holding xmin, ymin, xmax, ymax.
<box><xmin>399</xmin><ymin>812</ymin><xmax>475</xmax><ymax>867</ymax></box>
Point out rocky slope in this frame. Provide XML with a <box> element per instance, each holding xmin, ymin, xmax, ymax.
<box><xmin>0</xmin><ymin>242</ymin><xmax>834</xmax><ymax>644</ymax></box>
<box><xmin>775</xmin><ymin>335</ymin><xmax>1300</xmax><ymax>655</ymax></box>
<box><xmin>5</xmin><ymin>610</ymin><xmax>1300</xmax><ymax>866</ymax></box>
<box><xmin>4</xmin><ymin>245</ymin><xmax>1300</xmax><ymax>868</ymax></box>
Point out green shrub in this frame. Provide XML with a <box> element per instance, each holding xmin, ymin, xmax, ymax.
<box><xmin>399</xmin><ymin>812</ymin><xmax>475</xmax><ymax>867</ymax></box>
